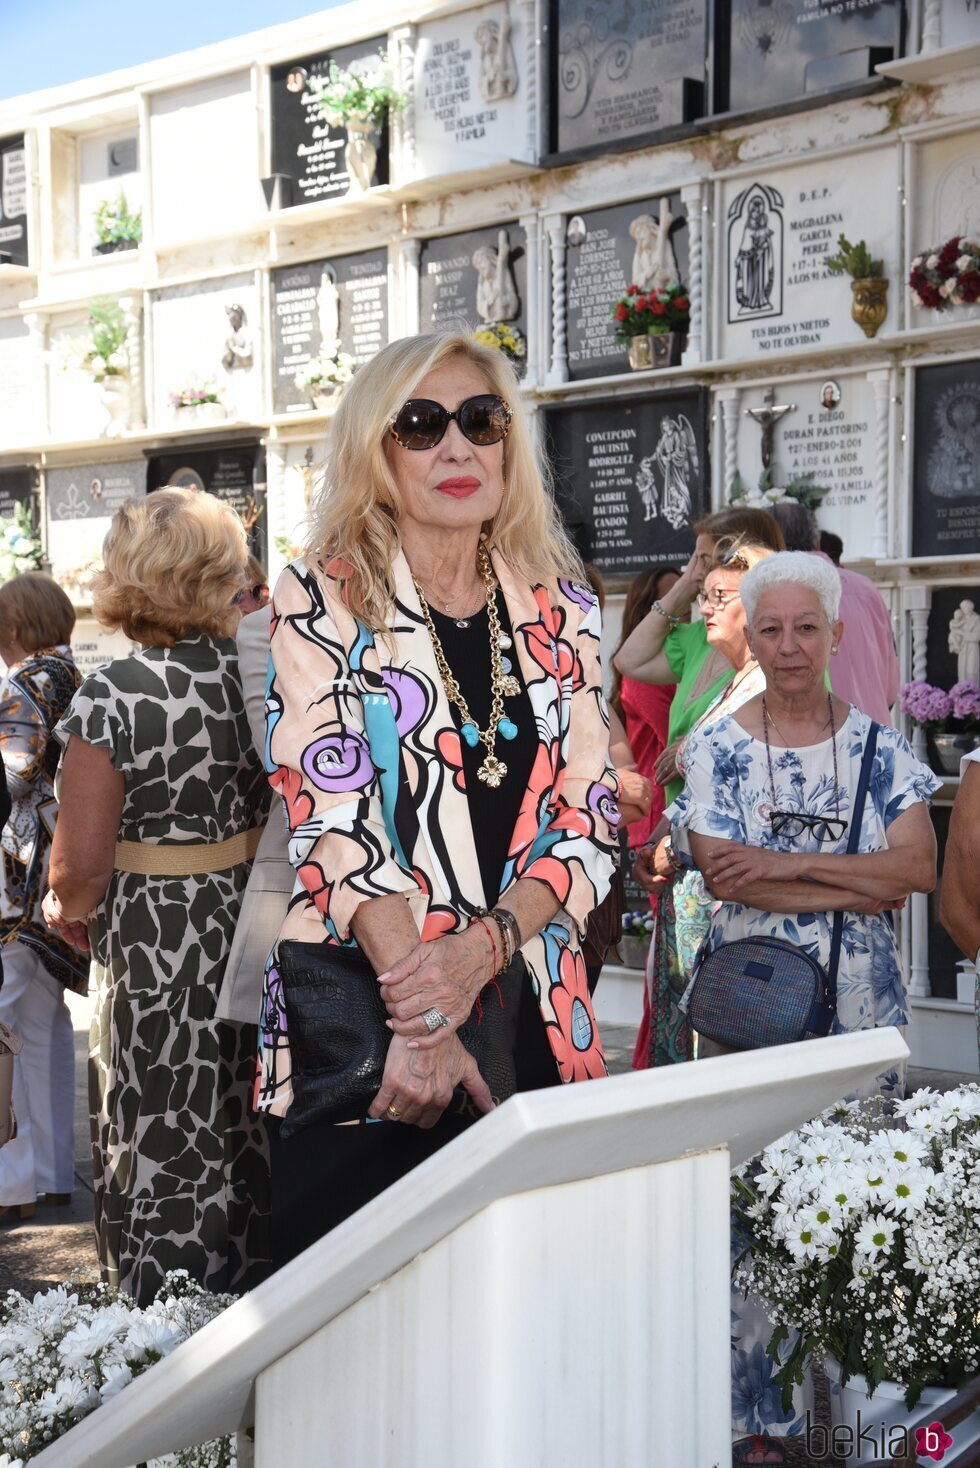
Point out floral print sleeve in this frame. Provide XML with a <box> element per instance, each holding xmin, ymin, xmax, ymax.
<box><xmin>870</xmin><ymin>726</ymin><xmax>943</xmax><ymax>827</ymax></box>
<box><xmin>266</xmin><ymin>560</ymin><xmax>427</xmax><ymax>942</ymax></box>
<box><xmin>668</xmin><ymin>722</ymin><xmax>750</xmax><ymax>851</ymax></box>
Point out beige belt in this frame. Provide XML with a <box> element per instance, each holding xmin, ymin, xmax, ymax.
<box><xmin>114</xmin><ymin>826</ymin><xmax>263</xmax><ymax>877</ymax></box>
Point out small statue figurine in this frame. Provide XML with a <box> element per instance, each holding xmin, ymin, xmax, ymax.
<box><xmin>629</xmin><ymin>198</ymin><xmax>680</xmax><ymax>295</ymax></box>
<box><xmin>475</xmin><ymin>10</ymin><xmax>518</xmax><ymax>102</ymax></box>
<box><xmin>949</xmin><ymin>599</ymin><xmax>980</xmax><ymax>685</ymax></box>
<box><xmin>472</xmin><ymin>229</ymin><xmax>520</xmax><ymax>323</ymax></box>
<box><xmin>222</xmin><ymin>303</ymin><xmax>253</xmax><ymax>373</ymax></box>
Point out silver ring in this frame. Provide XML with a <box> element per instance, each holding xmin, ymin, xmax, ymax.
<box><xmin>421</xmin><ymin>1007</ymin><xmax>451</xmax><ymax>1034</ymax></box>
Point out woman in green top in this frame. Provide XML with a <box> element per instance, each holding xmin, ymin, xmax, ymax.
<box><xmin>614</xmin><ymin>509</ymin><xmax>783</xmax><ymax>1066</ymax></box>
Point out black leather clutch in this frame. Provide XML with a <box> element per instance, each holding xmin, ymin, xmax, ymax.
<box><xmin>276</xmin><ymin>939</ymin><xmax>524</xmax><ymax>1138</ymax></box>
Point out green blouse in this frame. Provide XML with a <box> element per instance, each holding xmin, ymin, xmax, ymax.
<box><xmin>662</xmin><ymin>621</ymin><xmax>733</xmax><ymax>805</ymax></box>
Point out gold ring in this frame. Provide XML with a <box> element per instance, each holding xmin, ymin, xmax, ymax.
<box><xmin>385</xmin><ymin>1104</ymin><xmax>402</xmax><ymax>1120</ymax></box>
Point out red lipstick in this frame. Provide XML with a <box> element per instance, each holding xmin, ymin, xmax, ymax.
<box><xmin>435</xmin><ymin>477</ymin><xmax>480</xmax><ymax>498</ymax></box>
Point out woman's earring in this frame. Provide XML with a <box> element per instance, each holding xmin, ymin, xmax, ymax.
<box><xmin>831</xmin><ymin>646</ymin><xmax>838</xmax><ymax>654</ymax></box>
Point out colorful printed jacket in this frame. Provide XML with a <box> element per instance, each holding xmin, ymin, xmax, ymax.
<box><xmin>257</xmin><ymin>549</ymin><xmax>620</xmax><ymax>1116</ymax></box>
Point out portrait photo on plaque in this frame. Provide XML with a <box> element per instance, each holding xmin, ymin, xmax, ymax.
<box><xmin>550</xmin><ymin>0</ymin><xmax>706</xmax><ymax>155</ymax></box>
<box><xmin>270</xmin><ymin>37</ymin><xmax>389</xmax><ymax>206</ymax></box>
<box><xmin>543</xmin><ymin>389</ymin><xmax>709</xmax><ymax>581</ymax></box>
<box><xmin>912</xmin><ymin>361</ymin><xmax>980</xmax><ymax>558</ymax></box>
<box><xmin>726</xmin><ymin>0</ymin><xmax>902</xmax><ymax>115</ymax></box>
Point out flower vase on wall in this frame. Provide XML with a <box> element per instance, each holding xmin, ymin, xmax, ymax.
<box><xmin>99</xmin><ymin>377</ymin><xmax>129</xmax><ymax>438</ymax></box>
<box><xmin>345</xmin><ymin>121</ymin><xmax>379</xmax><ymax>194</ymax></box>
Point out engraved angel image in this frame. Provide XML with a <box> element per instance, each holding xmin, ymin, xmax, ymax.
<box><xmin>636</xmin><ymin>416</ymin><xmax>699</xmax><ymax>528</ymax></box>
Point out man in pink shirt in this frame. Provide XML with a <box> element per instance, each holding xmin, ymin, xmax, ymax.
<box><xmin>771</xmin><ymin>502</ymin><xmax>899</xmax><ymax>725</ymax></box>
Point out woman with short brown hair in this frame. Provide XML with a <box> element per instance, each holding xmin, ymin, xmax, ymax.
<box><xmin>44</xmin><ymin>488</ymin><xmax>270</xmax><ymax>1302</ymax></box>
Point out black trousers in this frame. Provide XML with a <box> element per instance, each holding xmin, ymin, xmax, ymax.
<box><xmin>270</xmin><ymin>976</ymin><xmax>560</xmax><ymax>1267</ymax></box>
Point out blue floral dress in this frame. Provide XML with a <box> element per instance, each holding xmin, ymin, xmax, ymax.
<box><xmin>667</xmin><ymin>704</ymin><xmax>941</xmax><ymax>1442</ymax></box>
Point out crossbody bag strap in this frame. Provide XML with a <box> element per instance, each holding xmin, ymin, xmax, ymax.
<box><xmin>825</xmin><ymin>721</ymin><xmax>881</xmax><ymax>1015</ymax></box>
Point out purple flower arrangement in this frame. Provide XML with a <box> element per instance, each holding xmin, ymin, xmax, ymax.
<box><xmin>899</xmin><ymin>679</ymin><xmax>980</xmax><ymax>732</ymax></box>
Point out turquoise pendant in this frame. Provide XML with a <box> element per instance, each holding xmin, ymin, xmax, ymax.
<box><xmin>497</xmin><ymin>718</ymin><xmax>518</xmax><ymax>741</ymax></box>
<box><xmin>461</xmin><ymin>722</ymin><xmax>480</xmax><ymax>748</ymax></box>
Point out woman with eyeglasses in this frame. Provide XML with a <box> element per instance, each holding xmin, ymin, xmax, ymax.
<box><xmin>670</xmin><ymin>552</ymin><xmax>941</xmax><ymax>1468</ymax></box>
<box><xmin>42</xmin><ymin>489</ymin><xmax>271</xmax><ymax>1304</ymax></box>
<box><xmin>259</xmin><ymin>332</ymin><xmax>619</xmax><ymax>1262</ymax></box>
<box><xmin>669</xmin><ymin>552</ymin><xmax>939</xmax><ymax>1072</ymax></box>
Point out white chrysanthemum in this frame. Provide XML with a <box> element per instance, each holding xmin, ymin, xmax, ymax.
<box><xmin>58</xmin><ymin>1315</ymin><xmax>124</xmax><ymax>1366</ymax></box>
<box><xmin>782</xmin><ymin>1207</ymin><xmax>832</xmax><ymax>1262</ymax></box>
<box><xmin>854</xmin><ymin>1212</ymin><xmax>898</xmax><ymax>1257</ymax></box>
<box><xmin>869</xmin><ymin>1128</ymin><xmax>930</xmax><ymax>1166</ymax></box>
<box><xmin>122</xmin><ymin>1318</ymin><xmax>180</xmax><ymax>1361</ymax></box>
<box><xmin>902</xmin><ymin>1106</ymin><xmax>951</xmax><ymax>1136</ymax></box>
<box><xmin>895</xmin><ymin>1087</ymin><xmax>942</xmax><ymax>1117</ymax></box>
<box><xmin>36</xmin><ymin>1376</ymin><xmax>98</xmax><ymax>1421</ymax></box>
<box><xmin>99</xmin><ymin>1363</ymin><xmax>133</xmax><ymax>1403</ymax></box>
<box><xmin>879</xmin><ymin>1167</ymin><xmax>934</xmax><ymax>1218</ymax></box>
<box><xmin>938</xmin><ymin>1089</ymin><xmax>980</xmax><ymax>1123</ymax></box>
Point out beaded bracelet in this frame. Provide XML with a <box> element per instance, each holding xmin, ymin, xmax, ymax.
<box><xmin>652</xmin><ymin>598</ymin><xmax>682</xmax><ymax>629</ymax></box>
<box><xmin>491</xmin><ymin>906</ymin><xmax>521</xmax><ymax>964</ymax></box>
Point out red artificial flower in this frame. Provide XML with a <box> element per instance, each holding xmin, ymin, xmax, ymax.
<box><xmin>960</xmin><ymin>270</ymin><xmax>980</xmax><ymax>303</ymax></box>
<box><xmin>614</xmin><ymin>302</ymin><xmax>630</xmax><ymax>322</ymax></box>
<box><xmin>626</xmin><ymin>283</ymin><xmax>639</xmax><ymax>296</ymax></box>
<box><xmin>651</xmin><ymin>300</ymin><xmax>667</xmax><ymax>316</ymax></box>
<box><xmin>673</xmin><ymin>295</ymin><xmax>689</xmax><ymax>311</ymax></box>
<box><xmin>635</xmin><ymin>294</ymin><xmax>649</xmax><ymax>312</ymax></box>
<box><xmin>939</xmin><ymin>236</ymin><xmax>962</xmax><ymax>271</ymax></box>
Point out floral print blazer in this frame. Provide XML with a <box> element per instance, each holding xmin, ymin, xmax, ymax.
<box><xmin>257</xmin><ymin>548</ymin><xmax>620</xmax><ymax>1117</ymax></box>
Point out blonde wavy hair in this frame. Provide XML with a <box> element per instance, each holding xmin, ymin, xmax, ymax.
<box><xmin>93</xmin><ymin>488</ymin><xmax>248</xmax><ymax>646</ymax></box>
<box><xmin>306</xmin><ymin>332</ymin><xmax>583</xmax><ymax>630</ymax></box>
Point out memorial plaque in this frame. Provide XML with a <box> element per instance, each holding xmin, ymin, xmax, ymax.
<box><xmin>727</xmin><ymin>0</ymin><xmax>901</xmax><ymax>113</ymax></box>
<box><xmin>148</xmin><ymin>445</ymin><xmax>267</xmax><ymax>565</ymax></box>
<box><xmin>414</xmin><ymin>1</ymin><xmax>531</xmax><ymax>178</ymax></box>
<box><xmin>46</xmin><ymin>460</ymin><xmax>147</xmax><ymax>602</ymax></box>
<box><xmin>71</xmin><ymin>617</ymin><xmax>137</xmax><ymax>677</ymax></box>
<box><xmin>0</xmin><ymin>469</ymin><xmax>33</xmax><ymax>522</ymax></box>
<box><xmin>912</xmin><ymin>361</ymin><xmax>980</xmax><ymax>558</ymax></box>
<box><xmin>270</xmin><ymin>38</ymin><xmax>388</xmax><ymax>207</ymax></box>
<box><xmin>719</xmin><ymin>152</ymin><xmax>899</xmax><ymax>358</ymax></box>
<box><xmin>271</xmin><ymin>248</ymin><xmax>389</xmax><ymax>414</ymax></box>
<box><xmin>0</xmin><ymin>318</ymin><xmax>39</xmax><ymax>447</ymax></box>
<box><xmin>544</xmin><ymin>390</ymin><xmax>710</xmax><ymax>579</ymax></box>
<box><xmin>936</xmin><ymin>0</ymin><xmax>980</xmax><ymax>49</ymax></box>
<box><xmin>419</xmin><ymin>224</ymin><xmax>528</xmax><ymax>361</ymax></box>
<box><xmin>565</xmin><ymin>195</ymin><xmax>689</xmax><ymax>381</ymax></box>
<box><xmin>735</xmin><ymin>375</ymin><xmax>877</xmax><ymax>555</ymax></box>
<box><xmin>150</xmin><ymin>276</ymin><xmax>261</xmax><ymax>426</ymax></box>
<box><xmin>552</xmin><ymin>0</ymin><xmax>706</xmax><ymax>154</ymax></box>
<box><xmin>930</xmin><ymin>805</ymin><xmax>958</xmax><ymax>1001</ymax></box>
<box><xmin>0</xmin><ymin>134</ymin><xmax>28</xmax><ymax>268</ymax></box>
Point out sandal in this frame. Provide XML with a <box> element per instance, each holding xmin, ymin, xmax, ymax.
<box><xmin>733</xmin><ymin>1436</ymin><xmax>785</xmax><ymax>1465</ymax></box>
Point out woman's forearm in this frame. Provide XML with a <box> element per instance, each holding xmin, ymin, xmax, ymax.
<box><xmin>350</xmin><ymin>892</ymin><xmax>425</xmax><ymax>973</ymax></box>
<box><xmin>496</xmin><ymin>877</ymin><xmax>562</xmax><ymax>947</ymax></box>
<box><xmin>613</xmin><ymin>604</ymin><xmax>675</xmax><ymax>683</ymax></box>
<box><xmin>47</xmin><ymin>867</ymin><xmax>113</xmax><ymax>921</ymax></box>
<box><xmin>791</xmin><ymin>848</ymin><xmax>932</xmax><ymax>900</ymax></box>
<box><xmin>707</xmin><ymin>876</ymin><xmax>872</xmax><ymax>913</ymax></box>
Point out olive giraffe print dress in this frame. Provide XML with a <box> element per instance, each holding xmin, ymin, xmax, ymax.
<box><xmin>57</xmin><ymin>635</ymin><xmax>271</xmax><ymax>1306</ymax></box>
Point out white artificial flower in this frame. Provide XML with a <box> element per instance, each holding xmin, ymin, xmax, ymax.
<box><xmin>911</xmin><ymin>289</ymin><xmax>924</xmax><ymax>307</ymax></box>
<box><xmin>854</xmin><ymin>1212</ymin><xmax>898</xmax><ymax>1257</ymax></box>
<box><xmin>88</xmin><ymin>354</ymin><xmax>106</xmax><ymax>374</ymax></box>
<box><xmin>107</xmin><ymin>351</ymin><xmax>127</xmax><ymax>370</ymax></box>
<box><xmin>911</xmin><ymin>254</ymin><xmax>924</xmax><ymax>269</ymax></box>
<box><xmin>939</xmin><ymin>280</ymin><xmax>956</xmax><ymax>297</ymax></box>
<box><xmin>926</xmin><ymin>253</ymin><xmax>940</xmax><ymax>268</ymax></box>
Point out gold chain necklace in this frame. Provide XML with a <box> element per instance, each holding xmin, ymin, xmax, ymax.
<box><xmin>412</xmin><ymin>544</ymin><xmax>519</xmax><ymax>789</ymax></box>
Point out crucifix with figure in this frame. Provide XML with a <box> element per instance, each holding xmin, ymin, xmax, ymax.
<box><xmin>745</xmin><ymin>387</ymin><xmax>796</xmax><ymax>470</ymax></box>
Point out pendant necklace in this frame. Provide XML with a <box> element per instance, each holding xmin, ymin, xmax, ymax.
<box><xmin>413</xmin><ymin>543</ymin><xmax>519</xmax><ymax>788</ymax></box>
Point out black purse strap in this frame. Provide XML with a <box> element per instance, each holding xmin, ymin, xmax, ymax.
<box><xmin>825</xmin><ymin>720</ymin><xmax>881</xmax><ymax>1013</ymax></box>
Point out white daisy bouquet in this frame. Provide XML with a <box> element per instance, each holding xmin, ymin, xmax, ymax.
<box><xmin>0</xmin><ymin>1271</ymin><xmax>235</xmax><ymax>1464</ymax></box>
<box><xmin>732</xmin><ymin>1086</ymin><xmax>980</xmax><ymax>1411</ymax></box>
<box><xmin>294</xmin><ymin>352</ymin><xmax>355</xmax><ymax>396</ymax></box>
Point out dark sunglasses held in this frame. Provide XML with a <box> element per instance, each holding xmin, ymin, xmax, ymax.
<box><xmin>388</xmin><ymin>394</ymin><xmax>512</xmax><ymax>451</ymax></box>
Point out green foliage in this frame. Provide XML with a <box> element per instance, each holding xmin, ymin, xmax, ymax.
<box><xmin>307</xmin><ymin>52</ymin><xmax>404</xmax><ymax>127</ymax></box>
<box><xmin>826</xmin><ymin>233</ymin><xmax>883</xmax><ymax>279</ymax></box>
<box><xmin>93</xmin><ymin>191</ymin><xmax>142</xmax><ymax>245</ymax></box>
<box><xmin>85</xmin><ymin>298</ymin><xmax>128</xmax><ymax>379</ymax></box>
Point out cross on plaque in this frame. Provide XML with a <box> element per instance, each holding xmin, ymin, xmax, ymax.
<box><xmin>745</xmin><ymin>387</ymin><xmax>796</xmax><ymax>470</ymax></box>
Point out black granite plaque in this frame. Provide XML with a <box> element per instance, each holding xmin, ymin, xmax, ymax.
<box><xmin>0</xmin><ymin>468</ymin><xmax>33</xmax><ymax>522</ymax></box>
<box><xmin>545</xmin><ymin>390</ymin><xmax>709</xmax><ymax>579</ymax></box>
<box><xmin>148</xmin><ymin>445</ymin><xmax>267</xmax><ymax>564</ymax></box>
<box><xmin>727</xmin><ymin>0</ymin><xmax>901</xmax><ymax>113</ymax></box>
<box><xmin>419</xmin><ymin>224</ymin><xmax>528</xmax><ymax>358</ymax></box>
<box><xmin>270</xmin><ymin>38</ymin><xmax>389</xmax><ymax>207</ymax></box>
<box><xmin>912</xmin><ymin>362</ymin><xmax>980</xmax><ymax>559</ymax></box>
<box><xmin>565</xmin><ymin>196</ymin><xmax>688</xmax><ymax>381</ymax></box>
<box><xmin>0</xmin><ymin>135</ymin><xmax>29</xmax><ymax>268</ymax></box>
<box><xmin>930</xmin><ymin>805</ymin><xmax>958</xmax><ymax>1000</ymax></box>
<box><xmin>271</xmin><ymin>248</ymin><xmax>389</xmax><ymax>414</ymax></box>
<box><xmin>552</xmin><ymin>0</ymin><xmax>706</xmax><ymax>154</ymax></box>
<box><xmin>48</xmin><ymin>461</ymin><xmax>146</xmax><ymax>524</ymax></box>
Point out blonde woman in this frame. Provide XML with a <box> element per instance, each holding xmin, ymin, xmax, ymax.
<box><xmin>260</xmin><ymin>331</ymin><xmax>620</xmax><ymax>1264</ymax></box>
<box><xmin>43</xmin><ymin>489</ymin><xmax>270</xmax><ymax>1304</ymax></box>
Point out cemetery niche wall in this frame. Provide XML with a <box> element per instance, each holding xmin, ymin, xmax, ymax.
<box><xmin>419</xmin><ymin>223</ymin><xmax>528</xmax><ymax>367</ymax></box>
<box><xmin>549</xmin><ymin>0</ymin><xmax>706</xmax><ymax>155</ymax></box>
<box><xmin>45</xmin><ymin>459</ymin><xmax>147</xmax><ymax>604</ymax></box>
<box><xmin>0</xmin><ymin>468</ymin><xmax>33</xmax><ymax>522</ymax></box>
<box><xmin>544</xmin><ymin>389</ymin><xmax>709</xmax><ymax>580</ymax></box>
<box><xmin>269</xmin><ymin>38</ymin><xmax>389</xmax><ymax>207</ymax></box>
<box><xmin>0</xmin><ymin>134</ymin><xmax>29</xmax><ymax>268</ymax></box>
<box><xmin>413</xmin><ymin>0</ymin><xmax>533</xmax><ymax>180</ymax></box>
<box><xmin>270</xmin><ymin>248</ymin><xmax>388</xmax><ymax>414</ymax></box>
<box><xmin>718</xmin><ymin>149</ymin><xmax>900</xmax><ymax>360</ymax></box>
<box><xmin>150</xmin><ymin>275</ymin><xmax>261</xmax><ymax>427</ymax></box>
<box><xmin>0</xmin><ymin>318</ymin><xmax>40</xmax><ymax>445</ymax></box>
<box><xmin>565</xmin><ymin>194</ymin><xmax>689</xmax><ymax>380</ymax></box>
<box><xmin>147</xmin><ymin>444</ymin><xmax>267</xmax><ymax>565</ymax></box>
<box><xmin>909</xmin><ymin>129</ymin><xmax>980</xmax><ymax>338</ymax></box>
<box><xmin>912</xmin><ymin>360</ymin><xmax>980</xmax><ymax>559</ymax></box>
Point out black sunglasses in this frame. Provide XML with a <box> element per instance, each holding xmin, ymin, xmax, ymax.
<box><xmin>769</xmin><ymin>810</ymin><xmax>848</xmax><ymax>843</ymax></box>
<box><xmin>388</xmin><ymin>394</ymin><xmax>512</xmax><ymax>451</ymax></box>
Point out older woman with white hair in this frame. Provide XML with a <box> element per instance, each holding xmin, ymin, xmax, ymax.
<box><xmin>668</xmin><ymin>551</ymin><xmax>941</xmax><ymax>1455</ymax></box>
<box><xmin>669</xmin><ymin>550</ymin><xmax>940</xmax><ymax>1074</ymax></box>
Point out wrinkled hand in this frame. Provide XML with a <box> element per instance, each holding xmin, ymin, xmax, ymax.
<box><xmin>674</xmin><ymin>553</ymin><xmax>703</xmax><ymax>608</ymax></box>
<box><xmin>633</xmin><ymin>844</ymin><xmax>668</xmax><ymax>895</ymax></box>
<box><xmin>369</xmin><ymin>1034</ymin><xmax>494</xmax><ymax>1129</ymax></box>
<box><xmin>617</xmin><ymin>764</ymin><xmax>652</xmax><ymax>818</ymax></box>
<box><xmin>701</xmin><ymin>843</ymin><xmax>799</xmax><ymax>892</ymax></box>
<box><xmin>852</xmin><ymin>895</ymin><xmax>907</xmax><ymax>915</ymax></box>
<box><xmin>654</xmin><ymin>739</ymin><xmax>683</xmax><ymax>788</ymax></box>
<box><xmin>379</xmin><ymin>929</ymin><xmax>492</xmax><ymax>1048</ymax></box>
<box><xmin>41</xmin><ymin>889</ymin><xmax>90</xmax><ymax>954</ymax></box>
